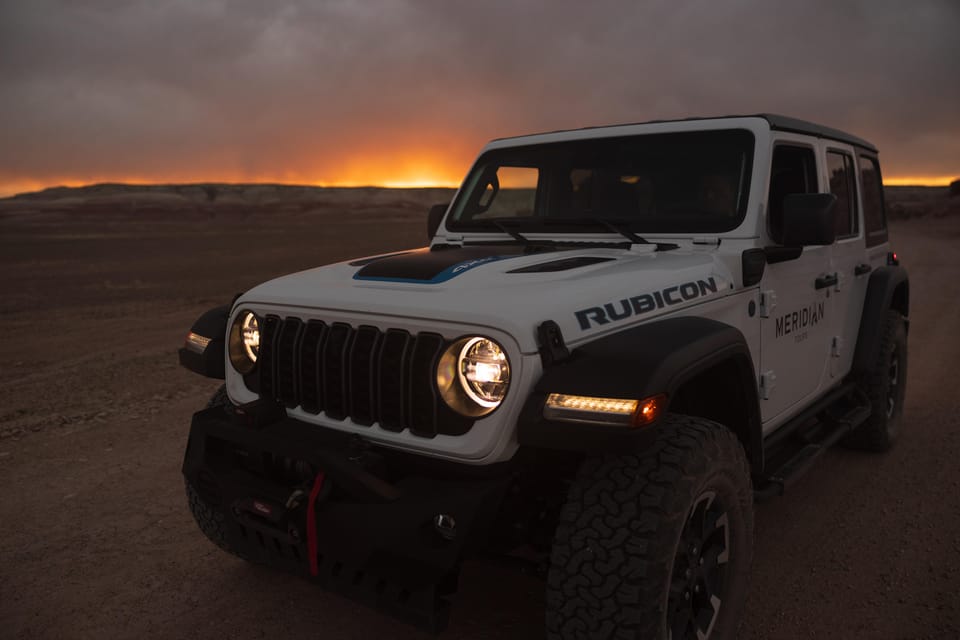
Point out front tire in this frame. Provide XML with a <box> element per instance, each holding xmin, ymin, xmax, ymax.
<box><xmin>545</xmin><ymin>415</ymin><xmax>753</xmax><ymax>640</ymax></box>
<box><xmin>185</xmin><ymin>385</ymin><xmax>246</xmax><ymax>559</ymax></box>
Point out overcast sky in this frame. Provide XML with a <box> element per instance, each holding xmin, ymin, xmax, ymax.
<box><xmin>1</xmin><ymin>0</ymin><xmax>958</xmax><ymax>195</ymax></box>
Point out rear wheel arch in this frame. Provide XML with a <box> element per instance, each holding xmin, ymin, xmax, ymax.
<box><xmin>853</xmin><ymin>265</ymin><xmax>909</xmax><ymax>375</ymax></box>
<box><xmin>891</xmin><ymin>280</ymin><xmax>909</xmax><ymax>320</ymax></box>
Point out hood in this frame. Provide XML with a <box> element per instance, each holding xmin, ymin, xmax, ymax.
<box><xmin>239</xmin><ymin>244</ymin><xmax>734</xmax><ymax>353</ymax></box>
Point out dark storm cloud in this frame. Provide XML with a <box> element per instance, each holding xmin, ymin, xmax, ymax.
<box><xmin>0</xmin><ymin>0</ymin><xmax>957</xmax><ymax>190</ymax></box>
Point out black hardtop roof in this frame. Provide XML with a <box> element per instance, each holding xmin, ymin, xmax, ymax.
<box><xmin>495</xmin><ymin>113</ymin><xmax>878</xmax><ymax>153</ymax></box>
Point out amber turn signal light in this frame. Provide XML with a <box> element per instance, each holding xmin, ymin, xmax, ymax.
<box><xmin>632</xmin><ymin>394</ymin><xmax>667</xmax><ymax>427</ymax></box>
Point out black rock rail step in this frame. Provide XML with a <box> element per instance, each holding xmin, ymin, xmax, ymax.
<box><xmin>755</xmin><ymin>386</ymin><xmax>872</xmax><ymax>501</ymax></box>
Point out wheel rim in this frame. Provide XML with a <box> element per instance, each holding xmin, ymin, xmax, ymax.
<box><xmin>667</xmin><ymin>490</ymin><xmax>729</xmax><ymax>640</ymax></box>
<box><xmin>886</xmin><ymin>352</ymin><xmax>900</xmax><ymax>419</ymax></box>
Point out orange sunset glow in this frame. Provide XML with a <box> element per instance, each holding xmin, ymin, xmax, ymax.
<box><xmin>2</xmin><ymin>2</ymin><xmax>957</xmax><ymax>200</ymax></box>
<box><xmin>0</xmin><ymin>151</ymin><xmax>473</xmax><ymax>198</ymax></box>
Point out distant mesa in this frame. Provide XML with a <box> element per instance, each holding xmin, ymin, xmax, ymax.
<box><xmin>7</xmin><ymin>182</ymin><xmax>366</xmax><ymax>201</ymax></box>
<box><xmin>0</xmin><ymin>182</ymin><xmax>458</xmax><ymax>217</ymax></box>
<box><xmin>3</xmin><ymin>181</ymin><xmax>956</xmax><ymax>219</ymax></box>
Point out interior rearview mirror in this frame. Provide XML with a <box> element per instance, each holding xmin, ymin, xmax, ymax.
<box><xmin>427</xmin><ymin>203</ymin><xmax>449</xmax><ymax>240</ymax></box>
<box><xmin>780</xmin><ymin>193</ymin><xmax>837</xmax><ymax>247</ymax></box>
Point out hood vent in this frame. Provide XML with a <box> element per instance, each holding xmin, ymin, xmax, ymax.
<box><xmin>507</xmin><ymin>256</ymin><xmax>615</xmax><ymax>273</ymax></box>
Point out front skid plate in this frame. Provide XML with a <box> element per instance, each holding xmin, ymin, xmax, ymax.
<box><xmin>183</xmin><ymin>405</ymin><xmax>509</xmax><ymax>632</ymax></box>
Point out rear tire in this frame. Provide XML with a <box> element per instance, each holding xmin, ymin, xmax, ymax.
<box><xmin>545</xmin><ymin>414</ymin><xmax>753</xmax><ymax>640</ymax></box>
<box><xmin>843</xmin><ymin>310</ymin><xmax>907</xmax><ymax>451</ymax></box>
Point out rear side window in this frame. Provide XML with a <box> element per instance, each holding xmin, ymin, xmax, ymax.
<box><xmin>826</xmin><ymin>150</ymin><xmax>858</xmax><ymax>238</ymax></box>
<box><xmin>859</xmin><ymin>155</ymin><xmax>888</xmax><ymax>246</ymax></box>
<box><xmin>768</xmin><ymin>145</ymin><xmax>818</xmax><ymax>244</ymax></box>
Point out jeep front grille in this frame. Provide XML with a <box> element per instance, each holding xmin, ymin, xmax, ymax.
<box><xmin>257</xmin><ymin>315</ymin><xmax>474</xmax><ymax>437</ymax></box>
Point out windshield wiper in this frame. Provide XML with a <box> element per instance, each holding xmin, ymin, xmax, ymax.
<box><xmin>542</xmin><ymin>217</ymin><xmax>679</xmax><ymax>251</ymax></box>
<box><xmin>474</xmin><ymin>217</ymin><xmax>678</xmax><ymax>251</ymax></box>
<box><xmin>593</xmin><ymin>219</ymin><xmax>648</xmax><ymax>244</ymax></box>
<box><xmin>489</xmin><ymin>219</ymin><xmax>532</xmax><ymax>245</ymax></box>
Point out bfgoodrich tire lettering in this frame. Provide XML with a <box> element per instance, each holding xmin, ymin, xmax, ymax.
<box><xmin>844</xmin><ymin>310</ymin><xmax>907</xmax><ymax>451</ymax></box>
<box><xmin>545</xmin><ymin>415</ymin><xmax>753</xmax><ymax>640</ymax></box>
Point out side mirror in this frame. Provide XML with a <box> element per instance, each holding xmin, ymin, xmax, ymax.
<box><xmin>781</xmin><ymin>193</ymin><xmax>837</xmax><ymax>246</ymax></box>
<box><xmin>427</xmin><ymin>203</ymin><xmax>449</xmax><ymax>240</ymax></box>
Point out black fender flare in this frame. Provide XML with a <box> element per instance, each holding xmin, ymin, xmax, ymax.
<box><xmin>851</xmin><ymin>265</ymin><xmax>909</xmax><ymax>376</ymax></box>
<box><xmin>178</xmin><ymin>304</ymin><xmax>231</xmax><ymax>379</ymax></box>
<box><xmin>517</xmin><ymin>316</ymin><xmax>762</xmax><ymax>465</ymax></box>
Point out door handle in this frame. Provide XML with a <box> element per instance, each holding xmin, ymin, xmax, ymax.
<box><xmin>854</xmin><ymin>263</ymin><xmax>873</xmax><ymax>276</ymax></box>
<box><xmin>815</xmin><ymin>273</ymin><xmax>838</xmax><ymax>290</ymax></box>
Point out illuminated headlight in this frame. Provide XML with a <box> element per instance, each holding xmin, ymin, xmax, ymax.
<box><xmin>437</xmin><ymin>336</ymin><xmax>510</xmax><ymax>417</ymax></box>
<box><xmin>228</xmin><ymin>310</ymin><xmax>260</xmax><ymax>374</ymax></box>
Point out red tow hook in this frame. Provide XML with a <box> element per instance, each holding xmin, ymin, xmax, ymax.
<box><xmin>306</xmin><ymin>471</ymin><xmax>326</xmax><ymax>577</ymax></box>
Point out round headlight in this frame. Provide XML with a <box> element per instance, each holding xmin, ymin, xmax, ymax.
<box><xmin>437</xmin><ymin>336</ymin><xmax>510</xmax><ymax>417</ymax></box>
<box><xmin>229</xmin><ymin>311</ymin><xmax>260</xmax><ymax>374</ymax></box>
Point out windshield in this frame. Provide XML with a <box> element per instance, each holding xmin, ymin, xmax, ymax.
<box><xmin>448</xmin><ymin>129</ymin><xmax>755</xmax><ymax>234</ymax></box>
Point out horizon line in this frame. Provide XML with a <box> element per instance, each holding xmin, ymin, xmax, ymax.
<box><xmin>2</xmin><ymin>175</ymin><xmax>957</xmax><ymax>199</ymax></box>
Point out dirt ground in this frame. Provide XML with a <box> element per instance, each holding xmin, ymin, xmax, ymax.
<box><xmin>1</xmin><ymin>192</ymin><xmax>958</xmax><ymax>639</ymax></box>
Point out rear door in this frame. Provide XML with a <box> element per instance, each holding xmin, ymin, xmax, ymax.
<box><xmin>822</xmin><ymin>144</ymin><xmax>868</xmax><ymax>379</ymax></box>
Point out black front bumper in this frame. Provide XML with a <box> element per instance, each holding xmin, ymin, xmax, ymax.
<box><xmin>182</xmin><ymin>401</ymin><xmax>510</xmax><ymax>632</ymax></box>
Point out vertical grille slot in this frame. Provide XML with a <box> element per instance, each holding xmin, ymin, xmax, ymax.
<box><xmin>299</xmin><ymin>320</ymin><xmax>327</xmax><ymax>414</ymax></box>
<box><xmin>258</xmin><ymin>315</ymin><xmax>281</xmax><ymax>398</ymax></box>
<box><xmin>349</xmin><ymin>325</ymin><xmax>381</xmax><ymax>426</ymax></box>
<box><xmin>377</xmin><ymin>329</ymin><xmax>411</xmax><ymax>432</ymax></box>
<box><xmin>408</xmin><ymin>333</ymin><xmax>444</xmax><ymax>438</ymax></box>
<box><xmin>322</xmin><ymin>323</ymin><xmax>353</xmax><ymax>420</ymax></box>
<box><xmin>276</xmin><ymin>318</ymin><xmax>304</xmax><ymax>408</ymax></box>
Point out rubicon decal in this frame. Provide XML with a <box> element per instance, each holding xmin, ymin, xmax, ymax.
<box><xmin>575</xmin><ymin>277</ymin><xmax>721</xmax><ymax>330</ymax></box>
<box><xmin>775</xmin><ymin>301</ymin><xmax>825</xmax><ymax>338</ymax></box>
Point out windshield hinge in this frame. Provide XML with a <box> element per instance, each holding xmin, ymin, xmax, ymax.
<box><xmin>537</xmin><ymin>320</ymin><xmax>569</xmax><ymax>367</ymax></box>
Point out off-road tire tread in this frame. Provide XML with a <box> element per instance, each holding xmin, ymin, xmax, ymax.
<box><xmin>844</xmin><ymin>310</ymin><xmax>907</xmax><ymax>452</ymax></box>
<box><xmin>206</xmin><ymin>384</ymin><xmax>231</xmax><ymax>410</ymax></box>
<box><xmin>185</xmin><ymin>481</ymin><xmax>246</xmax><ymax>558</ymax></box>
<box><xmin>545</xmin><ymin>414</ymin><xmax>753</xmax><ymax>640</ymax></box>
<box><xmin>186</xmin><ymin>385</ymin><xmax>246</xmax><ymax>559</ymax></box>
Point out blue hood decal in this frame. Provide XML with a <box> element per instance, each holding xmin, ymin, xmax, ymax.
<box><xmin>352</xmin><ymin>245</ymin><xmax>556</xmax><ymax>284</ymax></box>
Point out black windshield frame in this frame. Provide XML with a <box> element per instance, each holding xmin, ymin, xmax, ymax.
<box><xmin>447</xmin><ymin>129</ymin><xmax>756</xmax><ymax>235</ymax></box>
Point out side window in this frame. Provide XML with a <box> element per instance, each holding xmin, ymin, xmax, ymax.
<box><xmin>859</xmin><ymin>155</ymin><xmax>888</xmax><ymax>246</ymax></box>
<box><xmin>473</xmin><ymin>166</ymin><xmax>539</xmax><ymax>219</ymax></box>
<box><xmin>768</xmin><ymin>145</ymin><xmax>818</xmax><ymax>244</ymax></box>
<box><xmin>826</xmin><ymin>150</ymin><xmax>858</xmax><ymax>238</ymax></box>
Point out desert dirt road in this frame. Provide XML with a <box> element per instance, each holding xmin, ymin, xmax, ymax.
<box><xmin>1</xmin><ymin>200</ymin><xmax>958</xmax><ymax>639</ymax></box>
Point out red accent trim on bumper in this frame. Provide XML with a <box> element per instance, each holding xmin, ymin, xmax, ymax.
<box><xmin>307</xmin><ymin>471</ymin><xmax>326</xmax><ymax>577</ymax></box>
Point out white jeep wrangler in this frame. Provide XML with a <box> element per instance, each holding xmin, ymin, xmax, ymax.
<box><xmin>179</xmin><ymin>114</ymin><xmax>908</xmax><ymax>639</ymax></box>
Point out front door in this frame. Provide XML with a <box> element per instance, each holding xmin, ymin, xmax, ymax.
<box><xmin>759</xmin><ymin>142</ymin><xmax>835</xmax><ymax>429</ymax></box>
